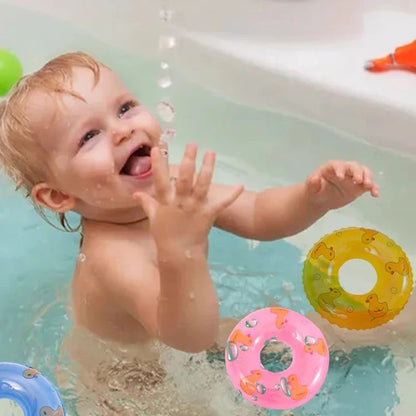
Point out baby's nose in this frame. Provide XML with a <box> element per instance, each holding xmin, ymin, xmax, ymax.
<box><xmin>112</xmin><ymin>126</ymin><xmax>135</xmax><ymax>145</ymax></box>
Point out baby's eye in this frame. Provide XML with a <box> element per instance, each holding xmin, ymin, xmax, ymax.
<box><xmin>80</xmin><ymin>130</ymin><xmax>99</xmax><ymax>147</ymax></box>
<box><xmin>119</xmin><ymin>100</ymin><xmax>138</xmax><ymax>117</ymax></box>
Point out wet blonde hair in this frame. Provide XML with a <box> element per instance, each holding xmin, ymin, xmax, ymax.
<box><xmin>0</xmin><ymin>51</ymin><xmax>101</xmax><ymax>231</ymax></box>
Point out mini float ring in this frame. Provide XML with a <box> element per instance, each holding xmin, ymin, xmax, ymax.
<box><xmin>225</xmin><ymin>307</ymin><xmax>329</xmax><ymax>409</ymax></box>
<box><xmin>0</xmin><ymin>362</ymin><xmax>65</xmax><ymax>416</ymax></box>
<box><xmin>303</xmin><ymin>227</ymin><xmax>413</xmax><ymax>330</ymax></box>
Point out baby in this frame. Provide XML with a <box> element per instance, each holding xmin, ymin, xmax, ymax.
<box><xmin>0</xmin><ymin>52</ymin><xmax>380</xmax><ymax>354</ymax></box>
<box><xmin>0</xmin><ymin>51</ymin><xmax>388</xmax><ymax>414</ymax></box>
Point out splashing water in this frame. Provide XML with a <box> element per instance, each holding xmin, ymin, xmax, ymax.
<box><xmin>158</xmin><ymin>1</ymin><xmax>176</xmax><ymax>143</ymax></box>
<box><xmin>160</xmin><ymin>128</ymin><xmax>176</xmax><ymax>141</ymax></box>
<box><xmin>159</xmin><ymin>8</ymin><xmax>174</xmax><ymax>22</ymax></box>
<box><xmin>158</xmin><ymin>75</ymin><xmax>172</xmax><ymax>89</ymax></box>
<box><xmin>157</xmin><ymin>101</ymin><xmax>175</xmax><ymax>123</ymax></box>
<box><xmin>159</xmin><ymin>35</ymin><xmax>176</xmax><ymax>50</ymax></box>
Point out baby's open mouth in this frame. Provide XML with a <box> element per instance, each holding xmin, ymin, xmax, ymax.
<box><xmin>120</xmin><ymin>144</ymin><xmax>152</xmax><ymax>177</ymax></box>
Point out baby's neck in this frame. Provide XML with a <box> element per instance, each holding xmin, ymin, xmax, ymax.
<box><xmin>76</xmin><ymin>203</ymin><xmax>147</xmax><ymax>226</ymax></box>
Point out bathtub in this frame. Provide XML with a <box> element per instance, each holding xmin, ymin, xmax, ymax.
<box><xmin>0</xmin><ymin>0</ymin><xmax>415</xmax><ymax>415</ymax></box>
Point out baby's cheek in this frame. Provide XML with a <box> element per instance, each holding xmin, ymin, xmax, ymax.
<box><xmin>140</xmin><ymin>110</ymin><xmax>162</xmax><ymax>140</ymax></box>
<box><xmin>80</xmin><ymin>152</ymin><xmax>115</xmax><ymax>180</ymax></box>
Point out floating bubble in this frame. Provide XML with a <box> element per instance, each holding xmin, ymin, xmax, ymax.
<box><xmin>157</xmin><ymin>101</ymin><xmax>175</xmax><ymax>122</ymax></box>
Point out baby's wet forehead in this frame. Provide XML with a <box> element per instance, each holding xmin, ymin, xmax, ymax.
<box><xmin>26</xmin><ymin>66</ymin><xmax>131</xmax><ymax>146</ymax></box>
<box><xmin>26</xmin><ymin>91</ymin><xmax>61</xmax><ymax>134</ymax></box>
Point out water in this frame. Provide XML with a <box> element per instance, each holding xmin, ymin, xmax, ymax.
<box><xmin>157</xmin><ymin>0</ymin><xmax>176</xmax><ymax>143</ymax></box>
<box><xmin>0</xmin><ymin>200</ymin><xmax>400</xmax><ymax>415</ymax></box>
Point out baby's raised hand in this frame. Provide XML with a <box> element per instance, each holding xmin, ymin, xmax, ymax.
<box><xmin>306</xmin><ymin>160</ymin><xmax>379</xmax><ymax>210</ymax></box>
<box><xmin>133</xmin><ymin>143</ymin><xmax>244</xmax><ymax>250</ymax></box>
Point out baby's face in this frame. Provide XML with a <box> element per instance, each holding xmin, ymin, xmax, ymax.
<box><xmin>31</xmin><ymin>66</ymin><xmax>161</xmax><ymax>218</ymax></box>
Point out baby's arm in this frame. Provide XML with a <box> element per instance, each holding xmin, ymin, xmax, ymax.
<box><xmin>214</xmin><ymin>160</ymin><xmax>379</xmax><ymax>240</ymax></box>
<box><xmin>89</xmin><ymin>237</ymin><xmax>220</xmax><ymax>353</ymax></box>
<box><xmin>116</xmin><ymin>143</ymin><xmax>242</xmax><ymax>352</ymax></box>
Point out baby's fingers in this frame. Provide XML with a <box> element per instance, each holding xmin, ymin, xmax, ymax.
<box><xmin>151</xmin><ymin>146</ymin><xmax>170</xmax><ymax>202</ymax></box>
<box><xmin>362</xmin><ymin>167</ymin><xmax>380</xmax><ymax>197</ymax></box>
<box><xmin>346</xmin><ymin>162</ymin><xmax>364</xmax><ymax>184</ymax></box>
<box><xmin>133</xmin><ymin>192</ymin><xmax>157</xmax><ymax>220</ymax></box>
<box><xmin>176</xmin><ymin>143</ymin><xmax>197</xmax><ymax>198</ymax></box>
<box><xmin>193</xmin><ymin>151</ymin><xmax>216</xmax><ymax>201</ymax></box>
<box><xmin>213</xmin><ymin>184</ymin><xmax>245</xmax><ymax>214</ymax></box>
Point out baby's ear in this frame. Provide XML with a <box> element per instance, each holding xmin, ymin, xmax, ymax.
<box><xmin>31</xmin><ymin>183</ymin><xmax>75</xmax><ymax>213</ymax></box>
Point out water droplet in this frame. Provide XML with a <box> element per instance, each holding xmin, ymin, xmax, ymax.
<box><xmin>157</xmin><ymin>101</ymin><xmax>175</xmax><ymax>122</ymax></box>
<box><xmin>161</xmin><ymin>61</ymin><xmax>169</xmax><ymax>70</ymax></box>
<box><xmin>225</xmin><ymin>341</ymin><xmax>239</xmax><ymax>361</ymax></box>
<box><xmin>185</xmin><ymin>249</ymin><xmax>191</xmax><ymax>258</ymax></box>
<box><xmin>96</xmin><ymin>184</ymin><xmax>102</xmax><ymax>189</ymax></box>
<box><xmin>161</xmin><ymin>128</ymin><xmax>176</xmax><ymax>141</ymax></box>
<box><xmin>78</xmin><ymin>253</ymin><xmax>86</xmax><ymax>263</ymax></box>
<box><xmin>304</xmin><ymin>335</ymin><xmax>316</xmax><ymax>346</ymax></box>
<box><xmin>189</xmin><ymin>292</ymin><xmax>195</xmax><ymax>300</ymax></box>
<box><xmin>256</xmin><ymin>383</ymin><xmax>266</xmax><ymax>394</ymax></box>
<box><xmin>158</xmin><ymin>75</ymin><xmax>172</xmax><ymax>89</ymax></box>
<box><xmin>245</xmin><ymin>319</ymin><xmax>258</xmax><ymax>328</ymax></box>
<box><xmin>159</xmin><ymin>35</ymin><xmax>176</xmax><ymax>49</ymax></box>
<box><xmin>282</xmin><ymin>281</ymin><xmax>294</xmax><ymax>292</ymax></box>
<box><xmin>159</xmin><ymin>8</ymin><xmax>174</xmax><ymax>22</ymax></box>
<box><xmin>239</xmin><ymin>345</ymin><xmax>249</xmax><ymax>351</ymax></box>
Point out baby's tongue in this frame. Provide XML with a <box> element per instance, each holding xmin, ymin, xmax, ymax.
<box><xmin>124</xmin><ymin>155</ymin><xmax>151</xmax><ymax>176</ymax></box>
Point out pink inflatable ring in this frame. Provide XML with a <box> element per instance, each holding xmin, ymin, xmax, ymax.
<box><xmin>225</xmin><ymin>307</ymin><xmax>329</xmax><ymax>409</ymax></box>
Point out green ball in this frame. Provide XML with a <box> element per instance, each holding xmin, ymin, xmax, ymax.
<box><xmin>0</xmin><ymin>50</ymin><xmax>23</xmax><ymax>97</ymax></box>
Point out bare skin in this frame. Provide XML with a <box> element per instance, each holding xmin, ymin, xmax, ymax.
<box><xmin>29</xmin><ymin>65</ymin><xmax>380</xmax><ymax>353</ymax></box>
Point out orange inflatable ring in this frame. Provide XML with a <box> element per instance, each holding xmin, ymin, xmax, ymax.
<box><xmin>303</xmin><ymin>227</ymin><xmax>413</xmax><ymax>330</ymax></box>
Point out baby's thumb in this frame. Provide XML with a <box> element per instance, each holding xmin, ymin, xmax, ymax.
<box><xmin>133</xmin><ymin>192</ymin><xmax>155</xmax><ymax>219</ymax></box>
<box><xmin>306</xmin><ymin>174</ymin><xmax>322</xmax><ymax>194</ymax></box>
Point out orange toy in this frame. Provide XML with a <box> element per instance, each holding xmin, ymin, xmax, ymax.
<box><xmin>365</xmin><ymin>39</ymin><xmax>416</xmax><ymax>71</ymax></box>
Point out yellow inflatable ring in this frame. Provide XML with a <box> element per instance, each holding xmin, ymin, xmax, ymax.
<box><xmin>303</xmin><ymin>227</ymin><xmax>413</xmax><ymax>330</ymax></box>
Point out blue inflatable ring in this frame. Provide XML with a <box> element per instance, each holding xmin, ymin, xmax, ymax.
<box><xmin>0</xmin><ymin>362</ymin><xmax>65</xmax><ymax>416</ymax></box>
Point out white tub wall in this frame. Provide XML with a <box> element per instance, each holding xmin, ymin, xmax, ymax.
<box><xmin>4</xmin><ymin>0</ymin><xmax>416</xmax><ymax>43</ymax></box>
<box><xmin>3</xmin><ymin>0</ymin><xmax>416</xmax><ymax>159</ymax></box>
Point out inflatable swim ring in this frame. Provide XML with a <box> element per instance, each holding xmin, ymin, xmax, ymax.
<box><xmin>303</xmin><ymin>227</ymin><xmax>413</xmax><ymax>330</ymax></box>
<box><xmin>225</xmin><ymin>307</ymin><xmax>329</xmax><ymax>409</ymax></box>
<box><xmin>0</xmin><ymin>49</ymin><xmax>22</xmax><ymax>96</ymax></box>
<box><xmin>0</xmin><ymin>362</ymin><xmax>65</xmax><ymax>415</ymax></box>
